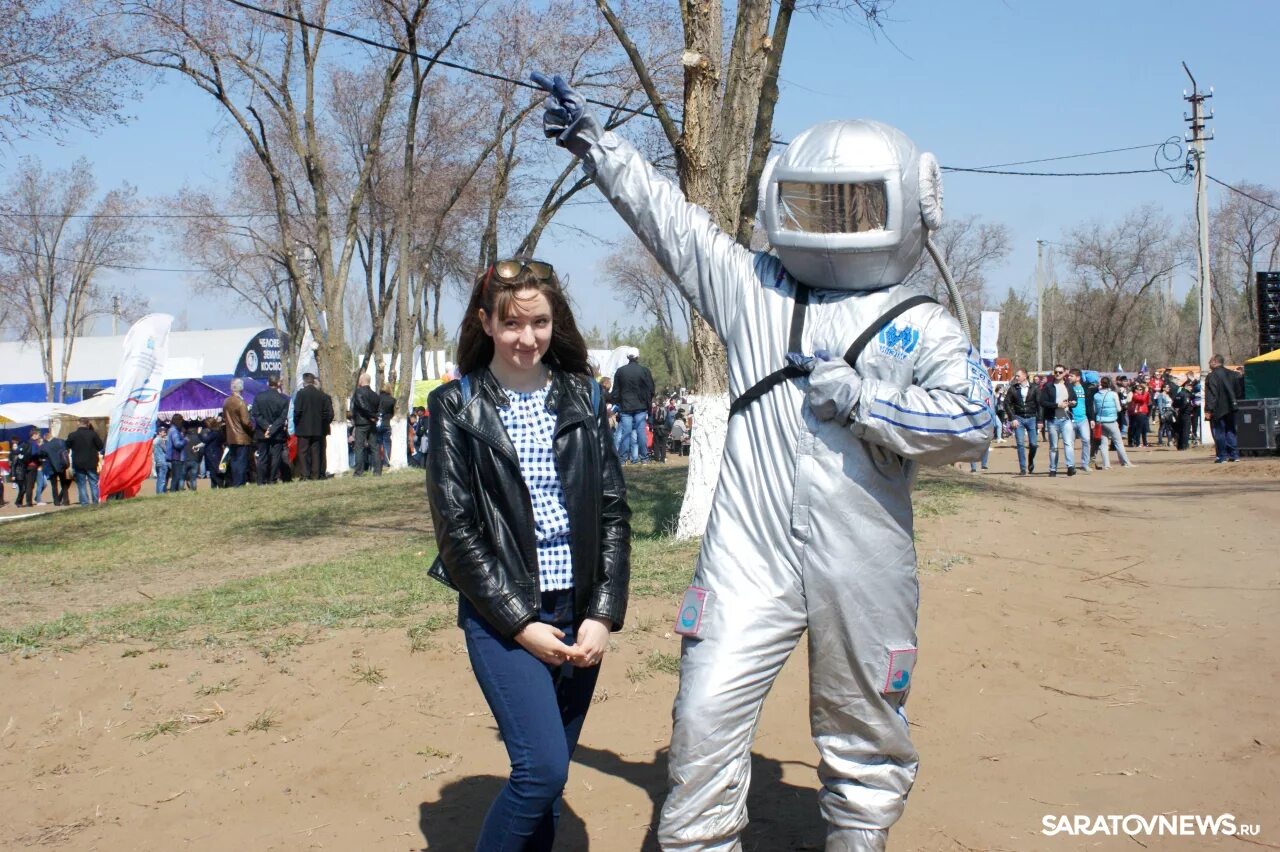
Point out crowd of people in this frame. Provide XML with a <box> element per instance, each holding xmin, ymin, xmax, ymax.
<box><xmin>982</xmin><ymin>357</ymin><xmax>1247</xmax><ymax>477</ymax></box>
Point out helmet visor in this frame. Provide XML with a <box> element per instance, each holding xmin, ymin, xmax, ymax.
<box><xmin>776</xmin><ymin>181</ymin><xmax>888</xmax><ymax>234</ymax></box>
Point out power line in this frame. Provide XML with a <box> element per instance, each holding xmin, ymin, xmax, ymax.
<box><xmin>220</xmin><ymin>0</ymin><xmax>671</xmax><ymax>124</ymax></box>
<box><xmin>959</xmin><ymin>142</ymin><xmax>1171</xmax><ymax>170</ymax></box>
<box><xmin>1207</xmin><ymin>174</ymin><xmax>1280</xmax><ymax>213</ymax></box>
<box><xmin>0</xmin><ymin>243</ymin><xmax>212</xmax><ymax>274</ymax></box>
<box><xmin>942</xmin><ymin>165</ymin><xmax>1187</xmax><ymax>178</ymax></box>
<box><xmin>0</xmin><ymin>198</ymin><xmax>614</xmax><ymax>220</ymax></box>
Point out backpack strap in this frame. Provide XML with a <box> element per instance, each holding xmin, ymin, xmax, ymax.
<box><xmin>459</xmin><ymin>374</ymin><xmax>472</xmax><ymax>405</ymax></box>
<box><xmin>841</xmin><ymin>294</ymin><xmax>939</xmax><ymax>369</ymax></box>
<box><xmin>729</xmin><ymin>284</ymin><xmax>810</xmax><ymax>418</ymax></box>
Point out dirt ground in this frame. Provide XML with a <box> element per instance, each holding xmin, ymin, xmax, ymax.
<box><xmin>1</xmin><ymin>442</ymin><xmax>1277</xmax><ymax>851</ymax></box>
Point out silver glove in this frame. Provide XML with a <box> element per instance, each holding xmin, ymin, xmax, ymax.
<box><xmin>806</xmin><ymin>359</ymin><xmax>863</xmax><ymax>423</ymax></box>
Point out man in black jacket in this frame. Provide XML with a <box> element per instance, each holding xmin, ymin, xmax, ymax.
<box><xmin>376</xmin><ymin>384</ymin><xmax>396</xmax><ymax>469</ymax></box>
<box><xmin>611</xmin><ymin>348</ymin><xmax>655</xmax><ymax>464</ymax></box>
<box><xmin>64</xmin><ymin>418</ymin><xmax>105</xmax><ymax>504</ymax></box>
<box><xmin>293</xmin><ymin>373</ymin><xmax>334</xmax><ymax>480</ymax></box>
<box><xmin>350</xmin><ymin>372</ymin><xmax>381</xmax><ymax>475</ymax></box>
<box><xmin>42</xmin><ymin>430</ymin><xmax>71</xmax><ymax>506</ymax></box>
<box><xmin>249</xmin><ymin>375</ymin><xmax>291</xmax><ymax>484</ymax></box>
<box><xmin>1002</xmin><ymin>368</ymin><xmax>1040</xmax><ymax>475</ymax></box>
<box><xmin>1205</xmin><ymin>354</ymin><xmax>1241</xmax><ymax>463</ymax></box>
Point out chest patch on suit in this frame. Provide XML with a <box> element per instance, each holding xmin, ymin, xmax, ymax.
<box><xmin>876</xmin><ymin>322</ymin><xmax>921</xmax><ymax>360</ymax></box>
<box><xmin>882</xmin><ymin>646</ymin><xmax>918</xmax><ymax>694</ymax></box>
<box><xmin>965</xmin><ymin>348</ymin><xmax>994</xmax><ymax>406</ymax></box>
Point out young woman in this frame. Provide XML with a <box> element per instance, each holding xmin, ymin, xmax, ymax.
<box><xmin>425</xmin><ymin>258</ymin><xmax>630</xmax><ymax>852</ymax></box>
<box><xmin>1093</xmin><ymin>377</ymin><xmax>1135</xmax><ymax>469</ymax></box>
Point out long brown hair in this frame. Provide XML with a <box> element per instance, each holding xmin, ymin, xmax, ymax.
<box><xmin>455</xmin><ymin>260</ymin><xmax>590</xmax><ymax>376</ymax></box>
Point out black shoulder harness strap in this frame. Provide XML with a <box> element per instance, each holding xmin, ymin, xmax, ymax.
<box><xmin>728</xmin><ymin>284</ymin><xmax>810</xmax><ymax>418</ymax></box>
<box><xmin>728</xmin><ymin>289</ymin><xmax>938</xmax><ymax>418</ymax></box>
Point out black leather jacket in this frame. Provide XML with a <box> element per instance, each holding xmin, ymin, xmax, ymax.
<box><xmin>426</xmin><ymin>368</ymin><xmax>630</xmax><ymax>638</ymax></box>
<box><xmin>1003</xmin><ymin>381</ymin><xmax>1040</xmax><ymax>419</ymax></box>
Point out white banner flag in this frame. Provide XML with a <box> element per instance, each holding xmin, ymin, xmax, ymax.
<box><xmin>979</xmin><ymin>311</ymin><xmax>1001</xmax><ymax>362</ymax></box>
<box><xmin>99</xmin><ymin>314</ymin><xmax>173</xmax><ymax>500</ymax></box>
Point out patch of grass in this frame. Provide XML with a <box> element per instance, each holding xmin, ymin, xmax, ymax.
<box><xmin>912</xmin><ymin>472</ymin><xmax>977</xmax><ymax>519</ymax></box>
<box><xmin>0</xmin><ymin>539</ymin><xmax>451</xmax><ymax>652</ymax></box>
<box><xmin>351</xmin><ymin>663</ymin><xmax>386</xmax><ymax>686</ymax></box>
<box><xmin>416</xmin><ymin>745</ymin><xmax>453</xmax><ymax>759</ymax></box>
<box><xmin>246</xmin><ymin>710</ymin><xmax>278</xmax><ymax>733</ymax></box>
<box><xmin>646</xmin><ymin>651</ymin><xmax>681</xmax><ymax>675</ymax></box>
<box><xmin>407</xmin><ymin>612</ymin><xmax>452</xmax><ymax>652</ymax></box>
<box><xmin>1</xmin><ymin>462</ymin><xmax>980</xmax><ymax>654</ymax></box>
<box><xmin>130</xmin><ymin>719</ymin><xmax>184</xmax><ymax>741</ymax></box>
<box><xmin>623</xmin><ymin>465</ymin><xmax>689</xmax><ymax>538</ymax></box>
<box><xmin>195</xmin><ymin>678</ymin><xmax>240</xmax><ymax>697</ymax></box>
<box><xmin>148</xmin><ymin>661</ymin><xmax>169</xmax><ymax>670</ymax></box>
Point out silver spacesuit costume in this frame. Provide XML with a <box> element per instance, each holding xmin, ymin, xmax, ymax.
<box><xmin>543</xmin><ymin>86</ymin><xmax>992</xmax><ymax>850</ymax></box>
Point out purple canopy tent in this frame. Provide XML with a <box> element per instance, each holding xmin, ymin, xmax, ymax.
<box><xmin>159</xmin><ymin>379</ymin><xmax>230</xmax><ymax>421</ymax></box>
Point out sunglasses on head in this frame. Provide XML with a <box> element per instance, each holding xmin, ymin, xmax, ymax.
<box><xmin>491</xmin><ymin>259</ymin><xmax>553</xmax><ymax>282</ymax></box>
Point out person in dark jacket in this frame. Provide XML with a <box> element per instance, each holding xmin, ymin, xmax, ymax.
<box><xmin>1002</xmin><ymin>368</ymin><xmax>1040</xmax><ymax>475</ymax></box>
<box><xmin>165</xmin><ymin>414</ymin><xmax>190</xmax><ymax>492</ymax></box>
<box><xmin>64</xmin><ymin>419</ymin><xmax>105</xmax><ymax>505</ymax></box>
<box><xmin>200</xmin><ymin>417</ymin><xmax>226</xmax><ymax>487</ymax></box>
<box><xmin>611</xmin><ymin>348</ymin><xmax>656</xmax><ymax>464</ymax></box>
<box><xmin>1204</xmin><ymin>354</ymin><xmax>1241</xmax><ymax>463</ymax></box>
<box><xmin>426</xmin><ymin>258</ymin><xmax>629</xmax><ymax>851</ymax></box>
<box><xmin>42</xmin><ymin>431</ymin><xmax>71</xmax><ymax>506</ymax></box>
<box><xmin>293</xmin><ymin>373</ymin><xmax>333</xmax><ymax>480</ymax></box>
<box><xmin>350</xmin><ymin>373</ymin><xmax>381</xmax><ymax>475</ymax></box>
<box><xmin>376</xmin><ymin>384</ymin><xmax>396</xmax><ymax>468</ymax></box>
<box><xmin>249</xmin><ymin>375</ymin><xmax>290</xmax><ymax>484</ymax></box>
<box><xmin>12</xmin><ymin>432</ymin><xmax>45</xmax><ymax>507</ymax></box>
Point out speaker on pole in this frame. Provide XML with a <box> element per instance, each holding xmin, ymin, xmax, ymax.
<box><xmin>1259</xmin><ymin>271</ymin><xmax>1280</xmax><ymax>355</ymax></box>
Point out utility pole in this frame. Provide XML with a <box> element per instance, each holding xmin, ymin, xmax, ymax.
<box><xmin>1035</xmin><ymin>239</ymin><xmax>1045</xmax><ymax>374</ymax></box>
<box><xmin>111</xmin><ymin>294</ymin><xmax>120</xmax><ymax>336</ymax></box>
<box><xmin>1183</xmin><ymin>61</ymin><xmax>1213</xmax><ymax>443</ymax></box>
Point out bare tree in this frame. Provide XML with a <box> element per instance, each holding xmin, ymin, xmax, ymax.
<box><xmin>0</xmin><ymin>157</ymin><xmax>148</xmax><ymax>401</ymax></box>
<box><xmin>0</xmin><ymin>0</ymin><xmax>139</xmax><ymax>145</ymax></box>
<box><xmin>903</xmin><ymin>214</ymin><xmax>1011</xmax><ymax>323</ymax></box>
<box><xmin>601</xmin><ymin>236</ymin><xmax>687</xmax><ymax>386</ymax></box>
<box><xmin>116</xmin><ymin>0</ymin><xmax>441</xmax><ymax>411</ymax></box>
<box><xmin>1209</xmin><ymin>182</ymin><xmax>1280</xmax><ymax>361</ymax></box>
<box><xmin>1059</xmin><ymin>205</ymin><xmax>1181</xmax><ymax>370</ymax></box>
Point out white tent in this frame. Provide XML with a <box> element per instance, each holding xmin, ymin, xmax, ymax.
<box><xmin>0</xmin><ymin>402</ymin><xmax>68</xmax><ymax>429</ymax></box>
<box><xmin>59</xmin><ymin>388</ymin><xmax>118</xmax><ymax>419</ymax></box>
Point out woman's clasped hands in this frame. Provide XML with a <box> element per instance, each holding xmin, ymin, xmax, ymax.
<box><xmin>514</xmin><ymin>617</ymin><xmax>612</xmax><ymax>668</ymax></box>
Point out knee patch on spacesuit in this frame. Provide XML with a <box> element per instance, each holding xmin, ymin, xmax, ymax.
<box><xmin>881</xmin><ymin>646</ymin><xmax>917</xmax><ymax>696</ymax></box>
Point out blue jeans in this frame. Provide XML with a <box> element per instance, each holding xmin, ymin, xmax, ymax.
<box><xmin>34</xmin><ymin>470</ymin><xmax>48</xmax><ymax>503</ymax></box>
<box><xmin>1012</xmin><ymin>415</ymin><xmax>1038</xmax><ymax>472</ymax></box>
<box><xmin>74</xmin><ymin>469</ymin><xmax>99</xmax><ymax>505</ymax></box>
<box><xmin>1047</xmin><ymin>417</ymin><xmax>1074</xmax><ymax>473</ymax></box>
<box><xmin>227</xmin><ymin>445</ymin><xmax>250</xmax><ymax>486</ymax></box>
<box><xmin>615</xmin><ymin>410</ymin><xmax>648</xmax><ymax>463</ymax></box>
<box><xmin>1073</xmin><ymin>419</ymin><xmax>1091</xmax><ymax>470</ymax></box>
<box><xmin>461</xmin><ymin>589</ymin><xmax>599</xmax><ymax>852</ymax></box>
<box><xmin>1211</xmin><ymin>413</ymin><xmax>1239</xmax><ymax>461</ymax></box>
<box><xmin>155</xmin><ymin>462</ymin><xmax>169</xmax><ymax>494</ymax></box>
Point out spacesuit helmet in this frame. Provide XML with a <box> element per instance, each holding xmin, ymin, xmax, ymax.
<box><xmin>761</xmin><ymin>119</ymin><xmax>943</xmax><ymax>291</ymax></box>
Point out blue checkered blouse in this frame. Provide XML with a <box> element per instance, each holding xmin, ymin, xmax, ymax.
<box><xmin>497</xmin><ymin>384</ymin><xmax>573</xmax><ymax>591</ymax></box>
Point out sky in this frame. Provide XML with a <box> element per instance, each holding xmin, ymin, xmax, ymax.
<box><xmin>6</xmin><ymin>0</ymin><xmax>1279</xmax><ymax>344</ymax></box>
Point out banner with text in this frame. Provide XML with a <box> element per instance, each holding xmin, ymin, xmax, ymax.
<box><xmin>979</xmin><ymin>311</ymin><xmax>1001</xmax><ymax>365</ymax></box>
<box><xmin>99</xmin><ymin>314</ymin><xmax>173</xmax><ymax>501</ymax></box>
